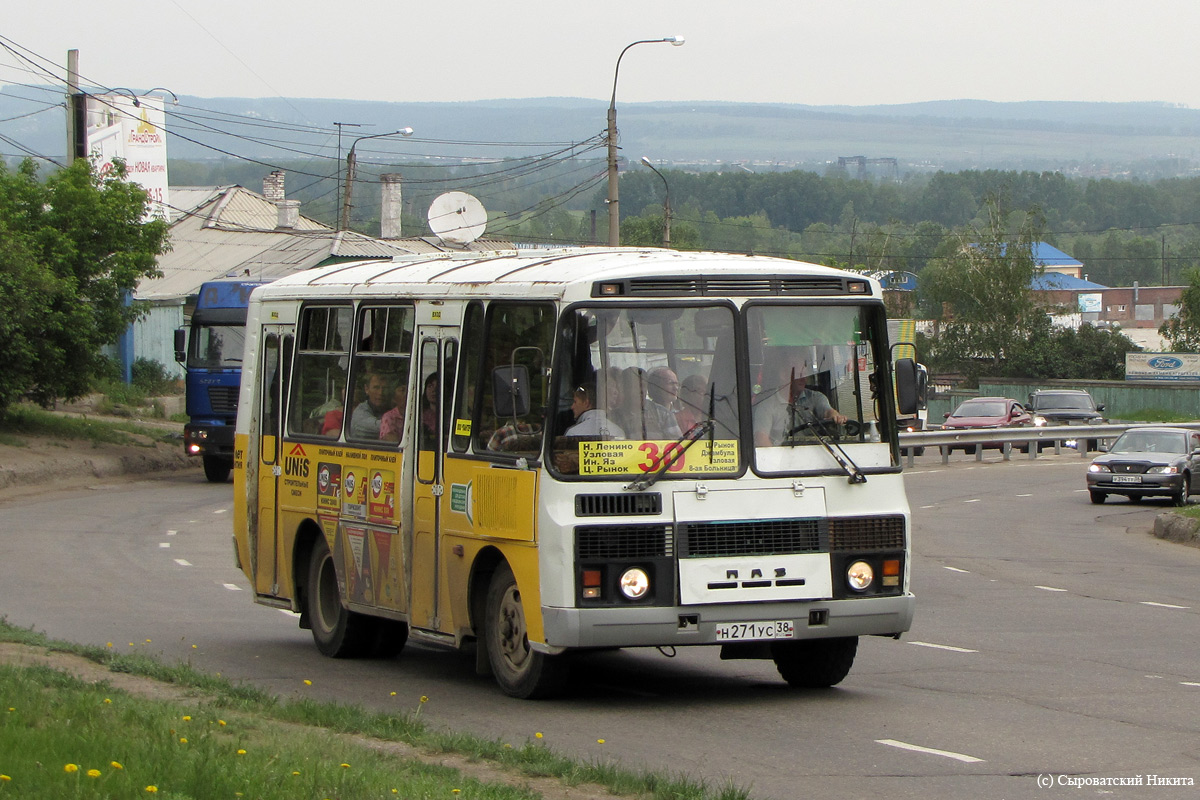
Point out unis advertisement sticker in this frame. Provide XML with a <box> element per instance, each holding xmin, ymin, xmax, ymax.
<box><xmin>343</xmin><ymin>466</ymin><xmax>367</xmax><ymax>519</ymax></box>
<box><xmin>367</xmin><ymin>468</ymin><xmax>396</xmax><ymax>523</ymax></box>
<box><xmin>578</xmin><ymin>440</ymin><xmax>739</xmax><ymax>476</ymax></box>
<box><xmin>316</xmin><ymin>462</ymin><xmax>342</xmax><ymax>513</ymax></box>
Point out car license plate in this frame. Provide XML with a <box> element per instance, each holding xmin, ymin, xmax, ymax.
<box><xmin>714</xmin><ymin>620</ymin><xmax>794</xmax><ymax>641</ymax></box>
<box><xmin>1112</xmin><ymin>475</ymin><xmax>1142</xmax><ymax>484</ymax></box>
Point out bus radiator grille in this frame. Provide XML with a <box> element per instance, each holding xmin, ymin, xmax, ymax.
<box><xmin>576</xmin><ymin>524</ymin><xmax>673</xmax><ymax>559</ymax></box>
<box><xmin>678</xmin><ymin>519</ymin><xmax>824</xmax><ymax>558</ymax></box>
<box><xmin>828</xmin><ymin>516</ymin><xmax>906</xmax><ymax>551</ymax></box>
<box><xmin>575</xmin><ymin>493</ymin><xmax>662</xmax><ymax>517</ymax></box>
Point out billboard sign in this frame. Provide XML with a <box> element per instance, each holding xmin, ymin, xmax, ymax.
<box><xmin>84</xmin><ymin>94</ymin><xmax>170</xmax><ymax>220</ymax></box>
<box><xmin>1078</xmin><ymin>293</ymin><xmax>1102</xmax><ymax>313</ymax></box>
<box><xmin>1125</xmin><ymin>352</ymin><xmax>1200</xmax><ymax>381</ymax></box>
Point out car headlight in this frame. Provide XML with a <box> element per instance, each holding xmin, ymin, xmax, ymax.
<box><xmin>1147</xmin><ymin>465</ymin><xmax>1178</xmax><ymax>474</ymax></box>
<box><xmin>618</xmin><ymin>567</ymin><xmax>650</xmax><ymax>600</ymax></box>
<box><xmin>846</xmin><ymin>561</ymin><xmax>874</xmax><ymax>592</ymax></box>
<box><xmin>1033</xmin><ymin>416</ymin><xmax>1047</xmax><ymax>426</ymax></box>
<box><xmin>1089</xmin><ymin>463</ymin><xmax>1111</xmax><ymax>473</ymax></box>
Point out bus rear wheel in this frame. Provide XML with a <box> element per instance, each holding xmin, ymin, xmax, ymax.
<box><xmin>306</xmin><ymin>537</ymin><xmax>375</xmax><ymax>658</ymax></box>
<box><xmin>202</xmin><ymin>455</ymin><xmax>231</xmax><ymax>483</ymax></box>
<box><xmin>771</xmin><ymin>636</ymin><xmax>858</xmax><ymax>688</ymax></box>
<box><xmin>484</xmin><ymin>563</ymin><xmax>567</xmax><ymax>698</ymax></box>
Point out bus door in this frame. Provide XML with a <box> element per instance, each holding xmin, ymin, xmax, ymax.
<box><xmin>254</xmin><ymin>325</ymin><xmax>292</xmax><ymax>596</ymax></box>
<box><xmin>410</xmin><ymin>330</ymin><xmax>457</xmax><ymax>632</ymax></box>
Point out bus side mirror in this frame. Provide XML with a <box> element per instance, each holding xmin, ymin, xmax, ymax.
<box><xmin>493</xmin><ymin>365</ymin><xmax>531</xmax><ymax>419</ymax></box>
<box><xmin>174</xmin><ymin>328</ymin><xmax>187</xmax><ymax>364</ymax></box>
<box><xmin>895</xmin><ymin>358</ymin><xmax>923</xmax><ymax>416</ymax></box>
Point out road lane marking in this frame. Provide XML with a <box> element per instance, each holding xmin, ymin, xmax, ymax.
<box><xmin>213</xmin><ymin>508</ymin><xmax>227</xmax><ymax>515</ymax></box>
<box><xmin>963</xmin><ymin>499</ymin><xmax>981</xmax><ymax>503</ymax></box>
<box><xmin>876</xmin><ymin>739</ymin><xmax>984</xmax><ymax>763</ymax></box>
<box><xmin>159</xmin><ymin>543</ymin><xmax>170</xmax><ymax>548</ymax></box>
<box><xmin>909</xmin><ymin>641</ymin><xmax>978</xmax><ymax>653</ymax></box>
<box><xmin>943</xmin><ymin>566</ymin><xmax>970</xmax><ymax>573</ymax></box>
<box><xmin>1181</xmin><ymin>682</ymin><xmax>1200</xmax><ymax>688</ymax></box>
<box><xmin>1140</xmin><ymin>601</ymin><xmax>1190</xmax><ymax>609</ymax></box>
<box><xmin>1035</xmin><ymin>585</ymin><xmax>1068</xmax><ymax>592</ymax></box>
<box><xmin>174</xmin><ymin>559</ymin><xmax>192</xmax><ymax>567</ymax></box>
<box><xmin>1016</xmin><ymin>493</ymin><xmax>1032</xmax><ymax>497</ymax></box>
<box><xmin>919</xmin><ymin>505</ymin><xmax>937</xmax><ymax>509</ymax></box>
<box><xmin>167</xmin><ymin>530</ymin><xmax>177</xmax><ymax>536</ymax></box>
<box><xmin>222</xmin><ymin>583</ymin><xmax>242</xmax><ymax>591</ymax></box>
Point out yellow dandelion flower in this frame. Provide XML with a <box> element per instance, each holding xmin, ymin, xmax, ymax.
<box><xmin>179</xmin><ymin>737</ymin><xmax>188</xmax><ymax>744</ymax></box>
<box><xmin>534</xmin><ymin>732</ymin><xmax>543</xmax><ymax>739</ymax></box>
<box><xmin>597</xmin><ymin>738</ymin><xmax>606</xmax><ymax>744</ymax></box>
<box><xmin>420</xmin><ymin>695</ymin><xmax>428</xmax><ymax>703</ymax></box>
<box><xmin>64</xmin><ymin>764</ymin><xmax>79</xmax><ymax>773</ymax></box>
<box><xmin>389</xmin><ymin>691</ymin><xmax>397</xmax><ymax>697</ymax></box>
<box><xmin>392</xmin><ymin>790</ymin><xmax>398</xmax><ymax>795</ymax></box>
<box><xmin>87</xmin><ymin>769</ymin><xmax>101</xmax><ymax>778</ymax></box>
<box><xmin>111</xmin><ymin>762</ymin><xmax>124</xmax><ymax>770</ymax></box>
<box><xmin>129</xmin><ymin>643</ymin><xmax>134</xmax><ymax>647</ymax></box>
<box><xmin>182</xmin><ymin>715</ymin><xmax>191</xmax><ymax>721</ymax></box>
<box><xmin>106</xmin><ymin>642</ymin><xmax>113</xmax><ymax>648</ymax></box>
<box><xmin>1</xmin><ymin>775</ymin><xmax>11</xmax><ymax>782</ymax></box>
<box><xmin>237</xmin><ymin>749</ymin><xmax>246</xmax><ymax>755</ymax></box>
<box><xmin>145</xmin><ymin>639</ymin><xmax>152</xmax><ymax>643</ymax></box>
<box><xmin>6</xmin><ymin>707</ymin><xmax>13</xmax><ymax>712</ymax></box>
<box><xmin>145</xmin><ymin>786</ymin><xmax>158</xmax><ymax>793</ymax></box>
<box><xmin>452</xmin><ymin>790</ymin><xmax>461</xmax><ymax>795</ymax></box>
<box><xmin>103</xmin><ymin>698</ymin><xmax>112</xmax><ymax>704</ymax></box>
<box><xmin>218</xmin><ymin>720</ymin><xmax>227</xmax><ymax>726</ymax></box>
<box><xmin>292</xmin><ymin>771</ymin><xmax>300</xmax><ymax>776</ymax></box>
<box><xmin>192</xmin><ymin>644</ymin><xmax>197</xmax><ymax>649</ymax></box>
<box><xmin>504</xmin><ymin>744</ymin><xmax>512</xmax><ymax>749</ymax></box>
<box><xmin>340</xmin><ymin>763</ymin><xmax>351</xmax><ymax>769</ymax></box>
<box><xmin>303</xmin><ymin>679</ymin><xmax>312</xmax><ymax>686</ymax></box>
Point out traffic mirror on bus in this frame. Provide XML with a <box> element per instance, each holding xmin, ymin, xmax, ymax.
<box><xmin>493</xmin><ymin>365</ymin><xmax>531</xmax><ymax>419</ymax></box>
<box><xmin>895</xmin><ymin>358</ymin><xmax>923</xmax><ymax>416</ymax></box>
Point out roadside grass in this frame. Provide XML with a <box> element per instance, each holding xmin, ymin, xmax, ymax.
<box><xmin>0</xmin><ymin>621</ymin><xmax>750</xmax><ymax>800</ymax></box>
<box><xmin>0</xmin><ymin>405</ymin><xmax>177</xmax><ymax>447</ymax></box>
<box><xmin>1117</xmin><ymin>408</ymin><xmax>1196</xmax><ymax>424</ymax></box>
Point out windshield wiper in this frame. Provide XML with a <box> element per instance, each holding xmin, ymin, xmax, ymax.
<box><xmin>785</xmin><ymin>406</ymin><xmax>866</xmax><ymax>484</ymax></box>
<box><xmin>626</xmin><ymin>419</ymin><xmax>715</xmax><ymax>492</ymax></box>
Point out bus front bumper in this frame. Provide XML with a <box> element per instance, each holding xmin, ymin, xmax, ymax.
<box><xmin>538</xmin><ymin>593</ymin><xmax>914</xmax><ymax>652</ymax></box>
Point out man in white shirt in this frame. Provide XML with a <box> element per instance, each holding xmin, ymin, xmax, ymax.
<box><xmin>565</xmin><ymin>384</ymin><xmax>625</xmax><ymax>438</ymax></box>
<box><xmin>754</xmin><ymin>362</ymin><xmax>847</xmax><ymax>446</ymax></box>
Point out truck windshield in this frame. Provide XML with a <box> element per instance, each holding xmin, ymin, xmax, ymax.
<box><xmin>188</xmin><ymin>324</ymin><xmax>246</xmax><ymax>370</ymax></box>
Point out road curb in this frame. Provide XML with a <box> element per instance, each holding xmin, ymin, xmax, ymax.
<box><xmin>1153</xmin><ymin>512</ymin><xmax>1200</xmax><ymax>548</ymax></box>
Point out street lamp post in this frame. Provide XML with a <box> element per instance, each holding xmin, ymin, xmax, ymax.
<box><xmin>640</xmin><ymin>156</ymin><xmax>671</xmax><ymax>248</ymax></box>
<box><xmin>341</xmin><ymin>127</ymin><xmax>414</xmax><ymax>232</ymax></box>
<box><xmin>607</xmin><ymin>36</ymin><xmax>684</xmax><ymax>246</ymax></box>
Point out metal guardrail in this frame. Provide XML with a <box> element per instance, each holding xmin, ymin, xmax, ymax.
<box><xmin>897</xmin><ymin>422</ymin><xmax>1200</xmax><ymax>467</ymax></box>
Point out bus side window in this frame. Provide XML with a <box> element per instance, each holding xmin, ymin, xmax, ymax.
<box><xmin>451</xmin><ymin>302</ymin><xmax>485</xmax><ymax>453</ymax></box>
<box><xmin>346</xmin><ymin>305</ymin><xmax>414</xmax><ymax>445</ymax></box>
<box><xmin>477</xmin><ymin>301</ymin><xmax>554</xmax><ymax>458</ymax></box>
<box><xmin>288</xmin><ymin>305</ymin><xmax>352</xmax><ymax>438</ymax></box>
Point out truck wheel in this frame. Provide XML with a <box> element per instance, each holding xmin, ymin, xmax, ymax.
<box><xmin>202</xmin><ymin>455</ymin><xmax>231</xmax><ymax>483</ymax></box>
<box><xmin>484</xmin><ymin>563</ymin><xmax>567</xmax><ymax>698</ymax></box>
<box><xmin>771</xmin><ymin>637</ymin><xmax>858</xmax><ymax>688</ymax></box>
<box><xmin>306</xmin><ymin>537</ymin><xmax>375</xmax><ymax>658</ymax></box>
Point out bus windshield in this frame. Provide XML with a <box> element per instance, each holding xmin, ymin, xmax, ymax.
<box><xmin>550</xmin><ymin>304</ymin><xmax>741</xmax><ymax>480</ymax></box>
<box><xmin>188</xmin><ymin>324</ymin><xmax>246</xmax><ymax>370</ymax></box>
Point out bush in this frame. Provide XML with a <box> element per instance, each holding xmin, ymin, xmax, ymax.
<box><xmin>131</xmin><ymin>358</ymin><xmax>178</xmax><ymax>396</ymax></box>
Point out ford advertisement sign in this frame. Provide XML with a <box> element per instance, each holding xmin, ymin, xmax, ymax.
<box><xmin>1126</xmin><ymin>353</ymin><xmax>1200</xmax><ymax>381</ymax></box>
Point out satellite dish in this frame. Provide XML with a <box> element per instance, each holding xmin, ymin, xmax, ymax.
<box><xmin>427</xmin><ymin>191</ymin><xmax>487</xmax><ymax>246</ymax></box>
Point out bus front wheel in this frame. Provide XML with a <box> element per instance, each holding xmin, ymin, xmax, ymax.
<box><xmin>306</xmin><ymin>537</ymin><xmax>375</xmax><ymax>658</ymax></box>
<box><xmin>771</xmin><ymin>636</ymin><xmax>858</xmax><ymax>688</ymax></box>
<box><xmin>484</xmin><ymin>563</ymin><xmax>567</xmax><ymax>698</ymax></box>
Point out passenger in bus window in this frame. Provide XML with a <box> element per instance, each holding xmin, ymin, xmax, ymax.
<box><xmin>643</xmin><ymin>367</ymin><xmax>682</xmax><ymax>439</ymax></box>
<box><xmin>754</xmin><ymin>360</ymin><xmax>846</xmax><ymax>446</ymax></box>
<box><xmin>349</xmin><ymin>371</ymin><xmax>388</xmax><ymax>439</ymax></box>
<box><xmin>379</xmin><ymin>383</ymin><xmax>408</xmax><ymax>443</ymax></box>
<box><xmin>613</xmin><ymin>367</ymin><xmax>647</xmax><ymax>436</ymax></box>
<box><xmin>565</xmin><ymin>384</ymin><xmax>625</xmax><ymax>438</ymax></box>
<box><xmin>419</xmin><ymin>373</ymin><xmax>439</xmax><ymax>447</ymax></box>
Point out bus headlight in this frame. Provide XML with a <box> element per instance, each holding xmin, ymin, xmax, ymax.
<box><xmin>846</xmin><ymin>561</ymin><xmax>874</xmax><ymax>592</ymax></box>
<box><xmin>618</xmin><ymin>567</ymin><xmax>650</xmax><ymax>600</ymax></box>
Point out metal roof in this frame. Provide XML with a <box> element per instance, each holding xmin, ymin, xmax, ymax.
<box><xmin>1031</xmin><ymin>272</ymin><xmax>1107</xmax><ymax>290</ymax></box>
<box><xmin>138</xmin><ymin>185</ymin><xmax>513</xmax><ymax>301</ymax></box>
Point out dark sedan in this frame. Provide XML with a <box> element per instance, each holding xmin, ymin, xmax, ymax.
<box><xmin>941</xmin><ymin>396</ymin><xmax>1033</xmax><ymax>453</ymax></box>
<box><xmin>1086</xmin><ymin>426</ymin><xmax>1200</xmax><ymax>505</ymax></box>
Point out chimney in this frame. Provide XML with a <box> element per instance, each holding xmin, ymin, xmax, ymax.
<box><xmin>380</xmin><ymin>173</ymin><xmax>403</xmax><ymax>239</ymax></box>
<box><xmin>262</xmin><ymin>170</ymin><xmax>286</xmax><ymax>204</ymax></box>
<box><xmin>276</xmin><ymin>200</ymin><xmax>300</xmax><ymax>230</ymax></box>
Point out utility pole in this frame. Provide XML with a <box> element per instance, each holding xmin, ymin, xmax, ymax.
<box><xmin>65</xmin><ymin>49</ymin><xmax>86</xmax><ymax>162</ymax></box>
<box><xmin>334</xmin><ymin>122</ymin><xmax>366</xmax><ymax>230</ymax></box>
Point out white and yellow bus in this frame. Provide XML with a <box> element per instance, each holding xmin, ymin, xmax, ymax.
<box><xmin>233</xmin><ymin>247</ymin><xmax>922</xmax><ymax>698</ymax></box>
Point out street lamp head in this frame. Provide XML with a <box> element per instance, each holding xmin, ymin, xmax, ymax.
<box><xmin>397</xmin><ymin>127</ymin><xmax>415</xmax><ymax>137</ymax></box>
<box><xmin>640</xmin><ymin>156</ymin><xmax>653</xmax><ymax>167</ymax></box>
<box><xmin>666</xmin><ymin>35</ymin><xmax>685</xmax><ymax>46</ymax></box>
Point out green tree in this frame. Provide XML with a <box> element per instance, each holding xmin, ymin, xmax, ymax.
<box><xmin>1159</xmin><ymin>268</ymin><xmax>1200</xmax><ymax>351</ymax></box>
<box><xmin>0</xmin><ymin>158</ymin><xmax>169</xmax><ymax>412</ymax></box>
<box><xmin>918</xmin><ymin>199</ymin><xmax>1044</xmax><ymax>382</ymax></box>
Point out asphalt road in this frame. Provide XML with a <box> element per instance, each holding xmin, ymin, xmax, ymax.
<box><xmin>1</xmin><ymin>452</ymin><xmax>1197</xmax><ymax>800</ymax></box>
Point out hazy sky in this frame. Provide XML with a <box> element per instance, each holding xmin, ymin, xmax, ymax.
<box><xmin>5</xmin><ymin>0</ymin><xmax>1200</xmax><ymax>107</ymax></box>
